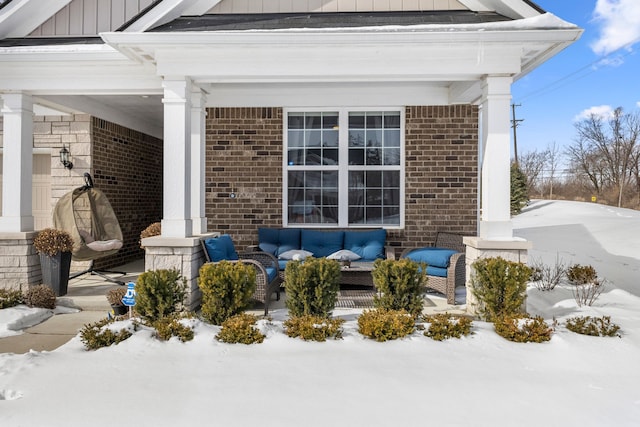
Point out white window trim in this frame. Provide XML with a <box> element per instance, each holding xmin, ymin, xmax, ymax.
<box><xmin>283</xmin><ymin>107</ymin><xmax>405</xmax><ymax>229</ymax></box>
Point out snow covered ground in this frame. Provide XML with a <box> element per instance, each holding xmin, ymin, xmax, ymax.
<box><xmin>1</xmin><ymin>199</ymin><xmax>639</xmax><ymax>426</ymax></box>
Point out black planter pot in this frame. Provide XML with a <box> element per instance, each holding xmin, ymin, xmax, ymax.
<box><xmin>39</xmin><ymin>252</ymin><xmax>72</xmax><ymax>296</ymax></box>
<box><xmin>111</xmin><ymin>304</ymin><xmax>129</xmax><ymax>316</ymax></box>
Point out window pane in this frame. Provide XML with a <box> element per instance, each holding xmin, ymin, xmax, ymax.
<box><xmin>305</xmin><ymin>114</ymin><xmax>322</xmax><ymax>129</ymax></box>
<box><xmin>288</xmin><ymin>149</ymin><xmax>304</xmax><ymax>166</ymax></box>
<box><xmin>349</xmin><ymin>112</ymin><xmax>365</xmax><ymax>128</ymax></box>
<box><xmin>306</xmin><ymin>130</ymin><xmax>321</xmax><ymax>147</ymax></box>
<box><xmin>384</xmin><ymin>129</ymin><xmax>400</xmax><ymax>147</ymax></box>
<box><xmin>306</xmin><ymin>149</ymin><xmax>322</xmax><ymax>165</ymax></box>
<box><xmin>384</xmin><ymin>113</ymin><xmax>401</xmax><ymax>128</ymax></box>
<box><xmin>349</xmin><ymin>130</ymin><xmax>365</xmax><ymax>147</ymax></box>
<box><xmin>383</xmin><ymin>148</ymin><xmax>400</xmax><ymax>165</ymax></box>
<box><xmin>349</xmin><ymin>149</ymin><xmax>365</xmax><ymax>165</ymax></box>
<box><xmin>366</xmin><ymin>130</ymin><xmax>382</xmax><ymax>147</ymax></box>
<box><xmin>323</xmin><ymin>130</ymin><xmax>338</xmax><ymax>147</ymax></box>
<box><xmin>287</xmin><ymin>170</ymin><xmax>338</xmax><ymax>225</ymax></box>
<box><xmin>366</xmin><ymin>115</ymin><xmax>383</xmax><ymax>128</ymax></box>
<box><xmin>288</xmin><ymin>130</ymin><xmax>304</xmax><ymax>147</ymax></box>
<box><xmin>288</xmin><ymin>113</ymin><xmax>305</xmax><ymax>129</ymax></box>
<box><xmin>366</xmin><ymin>149</ymin><xmax>382</xmax><ymax>165</ymax></box>
<box><xmin>323</xmin><ymin>113</ymin><xmax>338</xmax><ymax>129</ymax></box>
<box><xmin>366</xmin><ymin>171</ymin><xmax>382</xmax><ymax>187</ymax></box>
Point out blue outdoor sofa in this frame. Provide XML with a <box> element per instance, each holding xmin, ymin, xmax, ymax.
<box><xmin>252</xmin><ymin>228</ymin><xmax>395</xmax><ymax>282</ymax></box>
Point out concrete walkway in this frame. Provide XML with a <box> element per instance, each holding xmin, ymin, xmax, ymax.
<box><xmin>0</xmin><ymin>259</ymin><xmax>144</xmax><ymax>354</ymax></box>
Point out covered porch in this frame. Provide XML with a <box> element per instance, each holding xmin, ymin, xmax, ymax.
<box><xmin>0</xmin><ymin>7</ymin><xmax>582</xmax><ymax>314</ymax></box>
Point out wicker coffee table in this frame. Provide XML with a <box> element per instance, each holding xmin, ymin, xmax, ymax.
<box><xmin>339</xmin><ymin>262</ymin><xmax>375</xmax><ymax>286</ymax></box>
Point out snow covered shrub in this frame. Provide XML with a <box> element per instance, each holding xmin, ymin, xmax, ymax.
<box><xmin>471</xmin><ymin>257</ymin><xmax>532</xmax><ymax>321</ymax></box>
<box><xmin>284</xmin><ymin>257</ymin><xmax>340</xmax><ymax>318</ymax></box>
<box><xmin>284</xmin><ymin>315</ymin><xmax>344</xmax><ymax>342</ymax></box>
<box><xmin>423</xmin><ymin>313</ymin><xmax>473</xmax><ymax>341</ymax></box>
<box><xmin>529</xmin><ymin>255</ymin><xmax>565</xmax><ymax>291</ymax></box>
<box><xmin>23</xmin><ymin>284</ymin><xmax>56</xmax><ymax>309</ymax></box>
<box><xmin>493</xmin><ymin>314</ymin><xmax>552</xmax><ymax>343</ymax></box>
<box><xmin>358</xmin><ymin>309</ymin><xmax>415</xmax><ymax>342</ymax></box>
<box><xmin>135</xmin><ymin>269</ymin><xmax>187</xmax><ymax>321</ymax></box>
<box><xmin>0</xmin><ymin>288</ymin><xmax>23</xmax><ymax>309</ymax></box>
<box><xmin>216</xmin><ymin>313</ymin><xmax>265</xmax><ymax>344</ymax></box>
<box><xmin>371</xmin><ymin>258</ymin><xmax>426</xmax><ymax>317</ymax></box>
<box><xmin>566</xmin><ymin>264</ymin><xmax>604</xmax><ymax>307</ymax></box>
<box><xmin>566</xmin><ymin>264</ymin><xmax>597</xmax><ymax>284</ymax></box>
<box><xmin>565</xmin><ymin>316</ymin><xmax>621</xmax><ymax>337</ymax></box>
<box><xmin>152</xmin><ymin>313</ymin><xmax>195</xmax><ymax>342</ymax></box>
<box><xmin>80</xmin><ymin>318</ymin><xmax>135</xmax><ymax>350</ymax></box>
<box><xmin>199</xmin><ymin>261</ymin><xmax>256</xmax><ymax>325</ymax></box>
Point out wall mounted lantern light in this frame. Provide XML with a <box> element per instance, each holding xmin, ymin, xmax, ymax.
<box><xmin>59</xmin><ymin>144</ymin><xmax>73</xmax><ymax>169</ymax></box>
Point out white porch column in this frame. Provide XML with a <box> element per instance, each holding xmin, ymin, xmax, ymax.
<box><xmin>190</xmin><ymin>86</ymin><xmax>207</xmax><ymax>235</ymax></box>
<box><xmin>0</xmin><ymin>93</ymin><xmax>34</xmax><ymax>232</ymax></box>
<box><xmin>479</xmin><ymin>76</ymin><xmax>513</xmax><ymax>240</ymax></box>
<box><xmin>161</xmin><ymin>78</ymin><xmax>193</xmax><ymax>238</ymax></box>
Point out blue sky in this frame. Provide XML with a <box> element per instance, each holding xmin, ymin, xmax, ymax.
<box><xmin>511</xmin><ymin>0</ymin><xmax>640</xmax><ymax>156</ymax></box>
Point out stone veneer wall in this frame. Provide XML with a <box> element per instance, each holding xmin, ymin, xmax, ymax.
<box><xmin>91</xmin><ymin>117</ymin><xmax>163</xmax><ymax>269</ymax></box>
<box><xmin>205</xmin><ymin>106</ymin><xmax>477</xmax><ymax>253</ymax></box>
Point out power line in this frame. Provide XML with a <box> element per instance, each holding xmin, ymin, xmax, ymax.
<box><xmin>515</xmin><ymin>37</ymin><xmax>640</xmax><ymax>103</ymax></box>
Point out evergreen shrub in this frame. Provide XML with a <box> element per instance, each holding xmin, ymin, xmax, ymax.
<box><xmin>284</xmin><ymin>315</ymin><xmax>344</xmax><ymax>342</ymax></box>
<box><xmin>471</xmin><ymin>257</ymin><xmax>532</xmax><ymax>321</ymax></box>
<box><xmin>357</xmin><ymin>309</ymin><xmax>415</xmax><ymax>342</ymax></box>
<box><xmin>135</xmin><ymin>269</ymin><xmax>186</xmax><ymax>322</ymax></box>
<box><xmin>565</xmin><ymin>315</ymin><xmax>621</xmax><ymax>337</ymax></box>
<box><xmin>80</xmin><ymin>318</ymin><xmax>135</xmax><ymax>350</ymax></box>
<box><xmin>371</xmin><ymin>258</ymin><xmax>426</xmax><ymax>317</ymax></box>
<box><xmin>423</xmin><ymin>313</ymin><xmax>473</xmax><ymax>341</ymax></box>
<box><xmin>24</xmin><ymin>284</ymin><xmax>56</xmax><ymax>309</ymax></box>
<box><xmin>566</xmin><ymin>264</ymin><xmax>597</xmax><ymax>284</ymax></box>
<box><xmin>199</xmin><ymin>261</ymin><xmax>256</xmax><ymax>325</ymax></box>
<box><xmin>494</xmin><ymin>314</ymin><xmax>552</xmax><ymax>343</ymax></box>
<box><xmin>0</xmin><ymin>288</ymin><xmax>23</xmax><ymax>309</ymax></box>
<box><xmin>152</xmin><ymin>313</ymin><xmax>195</xmax><ymax>342</ymax></box>
<box><xmin>216</xmin><ymin>313</ymin><xmax>265</xmax><ymax>344</ymax></box>
<box><xmin>284</xmin><ymin>257</ymin><xmax>340</xmax><ymax>318</ymax></box>
<box><xmin>510</xmin><ymin>162</ymin><xmax>528</xmax><ymax>215</ymax></box>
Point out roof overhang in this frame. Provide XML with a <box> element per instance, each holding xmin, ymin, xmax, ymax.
<box><xmin>102</xmin><ymin>12</ymin><xmax>581</xmax><ymax>104</ymax></box>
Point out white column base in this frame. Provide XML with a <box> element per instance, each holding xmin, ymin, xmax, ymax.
<box><xmin>479</xmin><ymin>220</ymin><xmax>513</xmax><ymax>241</ymax></box>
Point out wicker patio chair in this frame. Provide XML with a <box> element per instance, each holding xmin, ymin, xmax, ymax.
<box><xmin>201</xmin><ymin>235</ymin><xmax>281</xmax><ymax>315</ymax></box>
<box><xmin>400</xmin><ymin>231</ymin><xmax>466</xmax><ymax>305</ymax></box>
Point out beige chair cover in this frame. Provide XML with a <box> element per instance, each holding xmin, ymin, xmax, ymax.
<box><xmin>53</xmin><ymin>183</ymin><xmax>123</xmax><ymax>262</ymax></box>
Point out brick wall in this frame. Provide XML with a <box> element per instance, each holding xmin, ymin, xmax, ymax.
<box><xmin>205</xmin><ymin>107</ymin><xmax>284</xmax><ymax>248</ymax></box>
<box><xmin>205</xmin><ymin>106</ymin><xmax>478</xmax><ymax>254</ymax></box>
<box><xmin>91</xmin><ymin>117</ymin><xmax>163</xmax><ymax>269</ymax></box>
<box><xmin>389</xmin><ymin>106</ymin><xmax>478</xmax><ymax>251</ymax></box>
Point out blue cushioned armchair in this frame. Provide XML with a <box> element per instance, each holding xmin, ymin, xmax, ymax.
<box><xmin>400</xmin><ymin>232</ymin><xmax>466</xmax><ymax>305</ymax></box>
<box><xmin>201</xmin><ymin>234</ymin><xmax>281</xmax><ymax>315</ymax></box>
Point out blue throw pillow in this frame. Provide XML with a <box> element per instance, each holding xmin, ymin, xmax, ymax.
<box><xmin>258</xmin><ymin>228</ymin><xmax>301</xmax><ymax>257</ymax></box>
<box><xmin>405</xmin><ymin>247</ymin><xmax>458</xmax><ymax>268</ymax></box>
<box><xmin>203</xmin><ymin>235</ymin><xmax>239</xmax><ymax>262</ymax></box>
<box><xmin>343</xmin><ymin>229</ymin><xmax>386</xmax><ymax>260</ymax></box>
<box><xmin>301</xmin><ymin>230</ymin><xmax>344</xmax><ymax>258</ymax></box>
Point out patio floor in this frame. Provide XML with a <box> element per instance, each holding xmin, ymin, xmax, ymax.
<box><xmin>61</xmin><ymin>258</ymin><xmax>468</xmax><ymax>317</ymax></box>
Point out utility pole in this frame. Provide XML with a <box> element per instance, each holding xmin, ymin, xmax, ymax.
<box><xmin>511</xmin><ymin>103</ymin><xmax>524</xmax><ymax>164</ymax></box>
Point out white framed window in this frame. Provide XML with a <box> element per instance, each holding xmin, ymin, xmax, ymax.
<box><xmin>283</xmin><ymin>108</ymin><xmax>404</xmax><ymax>228</ymax></box>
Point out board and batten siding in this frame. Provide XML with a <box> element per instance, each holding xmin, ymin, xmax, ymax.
<box><xmin>28</xmin><ymin>0</ymin><xmax>156</xmax><ymax>36</ymax></box>
<box><xmin>208</xmin><ymin>0</ymin><xmax>467</xmax><ymax>14</ymax></box>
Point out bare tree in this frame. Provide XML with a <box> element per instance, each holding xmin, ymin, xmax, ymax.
<box><xmin>546</xmin><ymin>141</ymin><xmax>561</xmax><ymax>199</ymax></box>
<box><xmin>518</xmin><ymin>149</ymin><xmax>548</xmax><ymax>195</ymax></box>
<box><xmin>569</xmin><ymin>107</ymin><xmax>640</xmax><ymax>207</ymax></box>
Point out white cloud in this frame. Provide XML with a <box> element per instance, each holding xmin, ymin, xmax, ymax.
<box><xmin>591</xmin><ymin>0</ymin><xmax>640</xmax><ymax>55</ymax></box>
<box><xmin>574</xmin><ymin>105</ymin><xmax>615</xmax><ymax>121</ymax></box>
